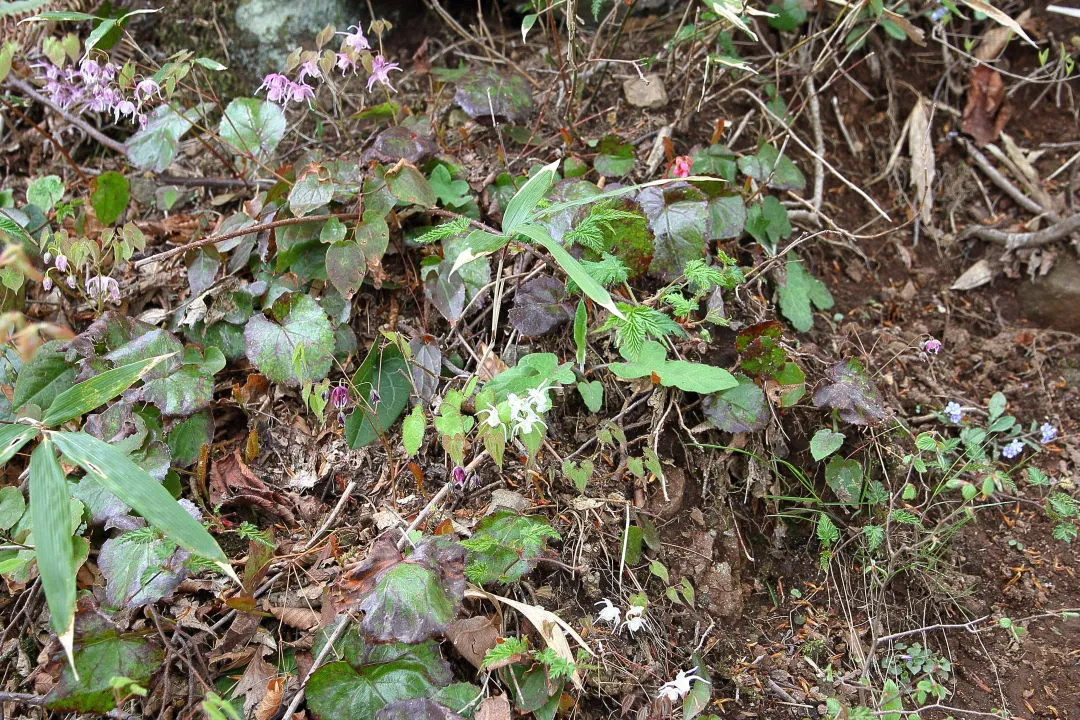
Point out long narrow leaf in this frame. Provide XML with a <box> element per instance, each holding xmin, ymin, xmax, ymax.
<box><xmin>501</xmin><ymin>159</ymin><xmax>559</xmax><ymax>235</ymax></box>
<box><xmin>49</xmin><ymin>431</ymin><xmax>236</xmax><ymax>580</ymax></box>
<box><xmin>29</xmin><ymin>439</ymin><xmax>77</xmax><ymax>672</ymax></box>
<box><xmin>0</xmin><ymin>423</ymin><xmax>39</xmax><ymax>466</ymax></box>
<box><xmin>516</xmin><ymin>224</ymin><xmax>626</xmax><ymax>320</ymax></box>
<box><xmin>42</xmin><ymin>355</ymin><xmax>170</xmax><ymax>427</ymax></box>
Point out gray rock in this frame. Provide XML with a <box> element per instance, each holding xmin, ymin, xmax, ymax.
<box><xmin>1018</xmin><ymin>257</ymin><xmax>1080</xmax><ymax>332</ymax></box>
<box><xmin>233</xmin><ymin>0</ymin><xmax>356</xmax><ymax>77</ymax></box>
<box><xmin>623</xmin><ymin>73</ymin><xmax>668</xmax><ymax>109</ymax></box>
<box><xmin>488</xmin><ymin>489</ymin><xmax>530</xmax><ymax>514</ymax></box>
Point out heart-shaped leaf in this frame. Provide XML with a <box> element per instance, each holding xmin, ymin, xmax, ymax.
<box><xmin>702</xmin><ymin>375</ymin><xmax>770</xmax><ymax>433</ymax></box>
<box><xmin>812</xmin><ymin>359</ymin><xmax>887</xmax><ymax>425</ymax></box>
<box><xmin>244</xmin><ymin>293</ymin><xmax>333</xmax><ymax>385</ymax></box>
<box><xmin>126</xmin><ymin>104</ymin><xmax>207</xmax><ymax>172</ymax></box>
<box><xmin>508</xmin><ymin>276</ymin><xmax>574</xmax><ymax>336</ymax></box>
<box><xmin>218</xmin><ymin>98</ymin><xmax>286</xmax><ymax>158</ymax></box>
<box><xmin>345</xmin><ymin>341</ymin><xmax>412</xmax><ymax>449</ymax></box>
<box><xmin>454</xmin><ymin>67</ymin><xmax>535</xmax><ymax>123</ymax></box>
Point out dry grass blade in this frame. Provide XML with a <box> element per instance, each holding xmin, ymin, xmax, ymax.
<box><xmin>958</xmin><ymin>0</ymin><xmax>1037</xmax><ymax>48</ymax></box>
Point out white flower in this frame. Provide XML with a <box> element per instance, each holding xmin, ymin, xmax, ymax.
<box><xmin>507</xmin><ymin>392</ymin><xmax>547</xmax><ymax>436</ymax></box>
<box><xmin>526</xmin><ymin>383</ymin><xmax>552</xmax><ymax>413</ymax></box>
<box><xmin>594</xmin><ymin>599</ymin><xmax>621</xmax><ymax>626</ymax></box>
<box><xmin>623</xmin><ymin>604</ymin><xmax>647</xmax><ymax>635</ymax></box>
<box><xmin>656</xmin><ymin>668</ymin><xmax>710</xmax><ymax>703</ymax></box>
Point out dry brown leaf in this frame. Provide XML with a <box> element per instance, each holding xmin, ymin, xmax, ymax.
<box><xmin>962</xmin><ymin>65</ymin><xmax>1010</xmax><ymax>147</ymax></box>
<box><xmin>445</xmin><ymin>615</ymin><xmax>501</xmax><ymax>670</ymax></box>
<box><xmin>209</xmin><ymin>450</ymin><xmax>298</xmax><ymax>525</ymax></box>
<box><xmin>907</xmin><ymin>97</ymin><xmax>936</xmax><ymax>226</ymax></box>
<box><xmin>476</xmin><ymin>343</ymin><xmax>508</xmax><ymax>381</ymax></box>
<box><xmin>974</xmin><ymin>8</ymin><xmax>1033</xmax><ymax>60</ymax></box>
<box><xmin>476</xmin><ymin>695</ymin><xmax>513</xmax><ymax>720</ymax></box>
<box><xmin>952</xmin><ymin>259</ymin><xmax>995</xmax><ymax>291</ymax></box>
<box><xmin>233</xmin><ymin>651</ymin><xmax>276</xmax><ymax>717</ymax></box>
<box><xmin>268</xmin><ymin>606</ymin><xmax>321</xmax><ymax>631</ymax></box>
<box><xmin>959</xmin><ymin>0</ymin><xmax>1037</xmax><ymax>48</ymax></box>
<box><xmin>254</xmin><ymin>676</ymin><xmax>285</xmax><ymax>720</ymax></box>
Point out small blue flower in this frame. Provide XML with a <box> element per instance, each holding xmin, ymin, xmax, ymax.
<box><xmin>944</xmin><ymin>401</ymin><xmax>963</xmax><ymax>424</ymax></box>
<box><xmin>1040</xmin><ymin>423</ymin><xmax>1058</xmax><ymax>444</ymax></box>
<box><xmin>1001</xmin><ymin>439</ymin><xmax>1024</xmax><ymax>460</ymax></box>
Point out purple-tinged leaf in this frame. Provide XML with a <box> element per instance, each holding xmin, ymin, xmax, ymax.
<box><xmin>509</xmin><ymin>276</ymin><xmax>574</xmax><ymax>336</ymax></box>
<box><xmin>702</xmin><ymin>376</ymin><xmax>770</xmax><ymax>433</ymax></box>
<box><xmin>326</xmin><ymin>241</ymin><xmax>366</xmax><ymax>298</ymax></box>
<box><xmin>375</xmin><ymin>699</ymin><xmax>465</xmax><ymax>720</ymax></box>
<box><xmin>812</xmin><ymin>359</ymin><xmax>887</xmax><ymax>425</ymax></box>
<box><xmin>454</xmin><ymin>67</ymin><xmax>535</xmax><ymax>123</ymax></box>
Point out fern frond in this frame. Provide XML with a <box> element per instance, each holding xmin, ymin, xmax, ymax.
<box><xmin>564</xmin><ymin>202</ymin><xmax>644</xmax><ymax>253</ymax></box>
<box><xmin>415</xmin><ymin>217</ymin><xmax>470</xmax><ymax>245</ymax></box>
<box><xmin>600</xmin><ymin>304</ymin><xmax>685</xmax><ymax>358</ymax></box>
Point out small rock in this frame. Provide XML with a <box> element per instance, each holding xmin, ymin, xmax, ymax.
<box><xmin>488</xmin><ymin>489</ymin><xmax>530</xmax><ymax>514</ymax></box>
<box><xmin>623</xmin><ymin>73</ymin><xmax>668</xmax><ymax>109</ymax></box>
<box><xmin>373</xmin><ymin>509</ymin><xmax>400</xmax><ymax>532</ymax></box>
<box><xmin>1018</xmin><ymin>258</ymin><xmax>1080</xmax><ymax>332</ymax></box>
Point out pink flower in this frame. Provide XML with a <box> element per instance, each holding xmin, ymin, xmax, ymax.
<box><xmin>329</xmin><ymin>384</ymin><xmax>350</xmax><ymax>410</ymax></box>
<box><xmin>672</xmin><ymin>155</ymin><xmax>692</xmax><ymax>178</ymax></box>
<box><xmin>256</xmin><ymin>73</ymin><xmax>291</xmax><ymax>104</ymax></box>
<box><xmin>113</xmin><ymin>98</ymin><xmax>137</xmax><ymax>121</ymax></box>
<box><xmin>54</xmin><ymin>253</ymin><xmax>69</xmax><ymax>272</ymax></box>
<box><xmin>85</xmin><ymin>275</ymin><xmax>120</xmax><ymax>303</ymax></box>
<box><xmin>297</xmin><ymin>59</ymin><xmax>320</xmax><ymax>83</ymax></box>
<box><xmin>922</xmin><ymin>337</ymin><xmax>942</xmax><ymax>354</ymax></box>
<box><xmin>340</xmin><ymin>24</ymin><xmax>370</xmax><ymax>52</ymax></box>
<box><xmin>366</xmin><ymin>55</ymin><xmax>401</xmax><ymax>92</ymax></box>
<box><xmin>135</xmin><ymin>78</ymin><xmax>160</xmax><ymax>101</ymax></box>
<box><xmin>286</xmin><ymin>81</ymin><xmax>315</xmax><ymax>104</ymax></box>
<box><xmin>335</xmin><ymin>53</ymin><xmax>356</xmax><ymax>75</ymax></box>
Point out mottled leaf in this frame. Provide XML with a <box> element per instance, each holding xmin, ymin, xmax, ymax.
<box><xmin>126</xmin><ymin>104</ymin><xmax>207</xmax><ymax>173</ymax></box>
<box><xmin>13</xmin><ymin>340</ymin><xmax>75</xmax><ymax>412</ymax></box>
<box><xmin>454</xmin><ymin>67</ymin><xmax>535</xmax><ymax>122</ymax></box>
<box><xmin>702</xmin><ymin>376</ymin><xmax>770</xmax><ymax>432</ymax></box>
<box><xmin>508</xmin><ymin>276</ymin><xmax>574</xmax><ymax>336</ymax></box>
<box><xmin>218</xmin><ymin>98</ymin><xmax>286</xmax><ymax>158</ymax></box>
<box><xmin>812</xmin><ymin>359</ymin><xmax>887</xmax><ymax>425</ymax></box>
<box><xmin>244</xmin><ymin>293</ymin><xmax>333</xmax><ymax>385</ymax></box>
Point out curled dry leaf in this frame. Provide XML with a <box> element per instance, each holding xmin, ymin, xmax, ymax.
<box><xmin>951</xmin><ymin>258</ymin><xmax>995</xmax><ymax>291</ymax></box>
<box><xmin>476</xmin><ymin>695</ymin><xmax>513</xmax><ymax>720</ymax></box>
<box><xmin>445</xmin><ymin>615</ymin><xmax>502</xmax><ymax>670</ymax></box>
<box><xmin>254</xmin><ymin>676</ymin><xmax>285</xmax><ymax>720</ymax></box>
<box><xmin>209</xmin><ymin>450</ymin><xmax>297</xmax><ymax>526</ymax></box>
<box><xmin>268</xmin><ymin>606</ymin><xmax>321</xmax><ymax>631</ymax></box>
<box><xmin>962</xmin><ymin>65</ymin><xmax>1010</xmax><ymax>148</ymax></box>
<box><xmin>974</xmin><ymin>8</ymin><xmax>1033</xmax><ymax>60</ymax></box>
<box><xmin>907</xmin><ymin>97</ymin><xmax>935</xmax><ymax>226</ymax></box>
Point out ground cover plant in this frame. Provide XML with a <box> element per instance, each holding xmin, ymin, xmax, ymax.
<box><xmin>0</xmin><ymin>1</ymin><xmax>1078</xmax><ymax>719</ymax></box>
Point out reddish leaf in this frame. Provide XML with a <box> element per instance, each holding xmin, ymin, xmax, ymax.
<box><xmin>962</xmin><ymin>65</ymin><xmax>1010</xmax><ymax>147</ymax></box>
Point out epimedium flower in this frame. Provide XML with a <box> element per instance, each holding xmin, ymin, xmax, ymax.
<box><xmin>656</xmin><ymin>668</ymin><xmax>710</xmax><ymax>703</ymax></box>
<box><xmin>134</xmin><ymin>77</ymin><xmax>161</xmax><ymax>101</ymax></box>
<box><xmin>286</xmin><ymin>81</ymin><xmax>316</xmax><ymax>105</ymax></box>
<box><xmin>256</xmin><ymin>73</ymin><xmax>291</xmax><ymax>104</ymax></box>
<box><xmin>622</xmin><ymin>604</ymin><xmax>647</xmax><ymax>635</ymax></box>
<box><xmin>42</xmin><ymin>276</ymin><xmax>53</xmax><ymax>292</ymax></box>
<box><xmin>944</xmin><ymin>401</ymin><xmax>963</xmax><ymax>424</ymax></box>
<box><xmin>85</xmin><ymin>275</ymin><xmax>120</xmax><ymax>304</ymax></box>
<box><xmin>1039</xmin><ymin>423</ymin><xmax>1058</xmax><ymax>444</ymax></box>
<box><xmin>672</xmin><ymin>155</ymin><xmax>692</xmax><ymax>178</ymax></box>
<box><xmin>366</xmin><ymin>55</ymin><xmax>402</xmax><ymax>92</ymax></box>
<box><xmin>1001</xmin><ymin>439</ymin><xmax>1024</xmax><ymax>460</ymax></box>
<box><xmin>66</xmin><ymin>275</ymin><xmax>77</xmax><ymax>290</ymax></box>
<box><xmin>922</xmin><ymin>337</ymin><xmax>943</xmax><ymax>355</ymax></box>
<box><xmin>297</xmin><ymin>59</ymin><xmax>321</xmax><ymax>83</ymax></box>
<box><xmin>340</xmin><ymin>24</ymin><xmax>371</xmax><ymax>52</ymax></box>
<box><xmin>329</xmin><ymin>384</ymin><xmax>350</xmax><ymax>411</ymax></box>
<box><xmin>594</xmin><ymin>599</ymin><xmax>621</xmax><ymax>626</ymax></box>
<box><xmin>335</xmin><ymin>52</ymin><xmax>357</xmax><ymax>75</ymax></box>
<box><xmin>54</xmin><ymin>253</ymin><xmax>68</xmax><ymax>272</ymax></box>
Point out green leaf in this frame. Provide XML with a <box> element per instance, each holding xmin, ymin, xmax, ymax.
<box><xmin>402</xmin><ymin>405</ymin><xmax>425</xmax><ymax>456</ymax></box>
<box><xmin>89</xmin><ymin>171</ymin><xmax>129</xmax><ymax>225</ymax></box>
<box><xmin>244</xmin><ymin>293</ymin><xmax>333</xmax><ymax>385</ymax></box>
<box><xmin>0</xmin><ymin>423</ymin><xmax>39</xmax><ymax>466</ymax></box>
<box><xmin>326</xmin><ymin>241</ymin><xmax>366</xmax><ymax>298</ymax></box>
<box><xmin>593</xmin><ymin>135</ymin><xmax>635</xmax><ymax>177</ymax></box>
<box><xmin>289</xmin><ymin>170</ymin><xmax>334</xmax><ymax>216</ymax></box>
<box><xmin>345</xmin><ymin>342</ymin><xmax>411</xmax><ymax>449</ymax></box>
<box><xmin>482</xmin><ymin>353</ymin><xmax>574</xmax><ymax>400</ymax></box>
<box><xmin>562</xmin><ymin>458</ymin><xmax>594</xmax><ymax>492</ymax></box>
<box><xmin>49</xmin><ymin>431</ymin><xmax>232</xmax><ymax>576</ymax></box>
<box><xmin>880</xmin><ymin>679</ymin><xmax>903</xmax><ymax>720</ymax></box>
<box><xmin>42</xmin><ymin>356</ymin><xmax>166</xmax><ymax>427</ymax></box>
<box><xmin>0</xmin><ymin>485</ymin><xmax>25</xmax><ymax>530</ymax></box>
<box><xmin>194</xmin><ymin>57</ymin><xmax>227</xmax><ymax>70</ymax></box>
<box><xmin>738</xmin><ymin>143</ymin><xmax>805</xmax><ymax>191</ymax></box>
<box><xmin>307</xmin><ymin>657</ymin><xmax>449</xmax><ymax>720</ymax></box>
<box><xmin>461</xmin><ymin>511</ymin><xmax>559</xmax><ymax>585</ymax></box>
<box><xmin>609</xmin><ymin>341</ymin><xmax>737</xmax><ymax>394</ymax></box>
<box><xmin>29</xmin><ymin>439</ymin><xmax>76</xmax><ymax>663</ymax></box>
<box><xmin>987</xmin><ymin>391</ymin><xmax>1006</xmax><ymax>421</ymax></box>
<box><xmin>576</xmin><ymin>380</ymin><xmax>604</xmax><ymax>412</ymax></box>
<box><xmin>516</xmin><ymin>223</ymin><xmax>625</xmax><ymax>320</ymax></box>
<box><xmin>44</xmin><ymin>610</ymin><xmax>163</xmax><ymax>713</ymax></box>
<box><xmin>745</xmin><ymin>195</ymin><xmax>792</xmax><ymax>253</ymax></box>
<box><xmin>218</xmin><ymin>98</ymin><xmax>286</xmax><ymax>158</ymax></box>
<box><xmin>386</xmin><ymin>165</ymin><xmax>437</xmax><ymax>208</ymax></box>
<box><xmin>429</xmin><ymin>165</ymin><xmax>472</xmax><ymax>208</ymax></box>
<box><xmin>98</xmin><ymin>528</ymin><xmax>189</xmax><ymax>608</ymax></box>
<box><xmin>502</xmin><ymin>160</ymin><xmax>559</xmax><ymax>234</ymax></box>
<box><xmin>825</xmin><ymin>456</ymin><xmax>864</xmax><ymax>505</ymax></box>
<box><xmin>777</xmin><ymin>260</ymin><xmax>834</xmax><ymax>332</ymax></box>
<box><xmin>27</xmin><ymin>175</ymin><xmax>64</xmax><ymax>213</ymax></box>
<box><xmin>574</xmin><ymin>300</ymin><xmax>588</xmax><ymax>368</ymax></box>
<box><xmin>683</xmin><ymin>654</ymin><xmax>712</xmax><ymax>719</ymax></box>
<box><xmin>810</xmin><ymin>429</ymin><xmax>845</xmax><ymax>461</ymax></box>
<box><xmin>453</xmin><ymin>67</ymin><xmax>535</xmax><ymax>123</ymax></box>
<box><xmin>126</xmin><ymin>104</ymin><xmax>207</xmax><ymax>172</ymax></box>
<box><xmin>166</xmin><ymin>410</ymin><xmax>213</xmax><ymax>467</ymax></box>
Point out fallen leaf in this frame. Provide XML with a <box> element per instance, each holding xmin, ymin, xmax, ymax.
<box><xmin>268</xmin><ymin>606</ymin><xmax>321</xmax><ymax>631</ymax></box>
<box><xmin>907</xmin><ymin>97</ymin><xmax>936</xmax><ymax>226</ymax></box>
<box><xmin>974</xmin><ymin>8</ymin><xmax>1032</xmax><ymax>60</ymax></box>
<box><xmin>951</xmin><ymin>259</ymin><xmax>995</xmax><ymax>290</ymax></box>
<box><xmin>959</xmin><ymin>0</ymin><xmax>1037</xmax><ymax>49</ymax></box>
<box><xmin>961</xmin><ymin>65</ymin><xmax>1010</xmax><ymax>147</ymax></box>
<box><xmin>445</xmin><ymin>615</ymin><xmax>501</xmax><ymax>670</ymax></box>
<box><xmin>476</xmin><ymin>695</ymin><xmax>513</xmax><ymax>720</ymax></box>
<box><xmin>232</xmin><ymin>651</ymin><xmax>275</xmax><ymax>717</ymax></box>
<box><xmin>209</xmin><ymin>450</ymin><xmax>298</xmax><ymax>525</ymax></box>
<box><xmin>476</xmin><ymin>344</ymin><xmax>509</xmax><ymax>382</ymax></box>
<box><xmin>254</xmin><ymin>676</ymin><xmax>285</xmax><ymax>720</ymax></box>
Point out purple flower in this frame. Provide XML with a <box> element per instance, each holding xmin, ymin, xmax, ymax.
<box><xmin>452</xmin><ymin>466</ymin><xmax>467</xmax><ymax>488</ymax></box>
<box><xmin>113</xmin><ymin>98</ymin><xmax>137</xmax><ymax>121</ymax></box>
<box><xmin>256</xmin><ymin>73</ymin><xmax>291</xmax><ymax>103</ymax></box>
<box><xmin>85</xmin><ymin>275</ymin><xmax>120</xmax><ymax>303</ymax></box>
<box><xmin>43</xmin><ymin>251</ymin><xmax>52</xmax><ymax>264</ymax></box>
<box><xmin>335</xmin><ymin>52</ymin><xmax>356</xmax><ymax>75</ymax></box>
<box><xmin>54</xmin><ymin>253</ymin><xmax>68</xmax><ymax>272</ymax></box>
<box><xmin>1040</xmin><ymin>423</ymin><xmax>1058</xmax><ymax>444</ymax></box>
<box><xmin>297</xmin><ymin>59</ymin><xmax>321</xmax><ymax>83</ymax></box>
<box><xmin>42</xmin><ymin>276</ymin><xmax>53</xmax><ymax>292</ymax></box>
<box><xmin>329</xmin><ymin>384</ymin><xmax>350</xmax><ymax>410</ymax></box>
<box><xmin>1001</xmin><ymin>439</ymin><xmax>1024</xmax><ymax>460</ymax></box>
<box><xmin>366</xmin><ymin>55</ymin><xmax>402</xmax><ymax>92</ymax></box>
<box><xmin>135</xmin><ymin>78</ymin><xmax>161</xmax><ymax>101</ymax></box>
<box><xmin>944</xmin><ymin>401</ymin><xmax>963</xmax><ymax>424</ymax></box>
<box><xmin>340</xmin><ymin>24</ymin><xmax>370</xmax><ymax>52</ymax></box>
<box><xmin>286</xmin><ymin>81</ymin><xmax>315</xmax><ymax>104</ymax></box>
<box><xmin>922</xmin><ymin>337</ymin><xmax>943</xmax><ymax>355</ymax></box>
<box><xmin>66</xmin><ymin>275</ymin><xmax>77</xmax><ymax>290</ymax></box>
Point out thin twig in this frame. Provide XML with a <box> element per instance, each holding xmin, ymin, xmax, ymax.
<box><xmin>0</xmin><ymin>692</ymin><xmax>45</xmax><ymax>705</ymax></box>
<box><xmin>958</xmin><ymin>137</ymin><xmax>1059</xmax><ymax>221</ymax></box>
<box><xmin>7</xmin><ymin>76</ymin><xmax>128</xmax><ymax>155</ymax></box>
<box><xmin>869</xmin><ymin>615</ymin><xmax>989</xmax><ymax>657</ymax></box>
<box><xmin>805</xmin><ymin>75</ymin><xmax>825</xmax><ymax>223</ymax></box>
<box><xmin>960</xmin><ymin>212</ymin><xmax>1080</xmax><ymax>251</ymax></box>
